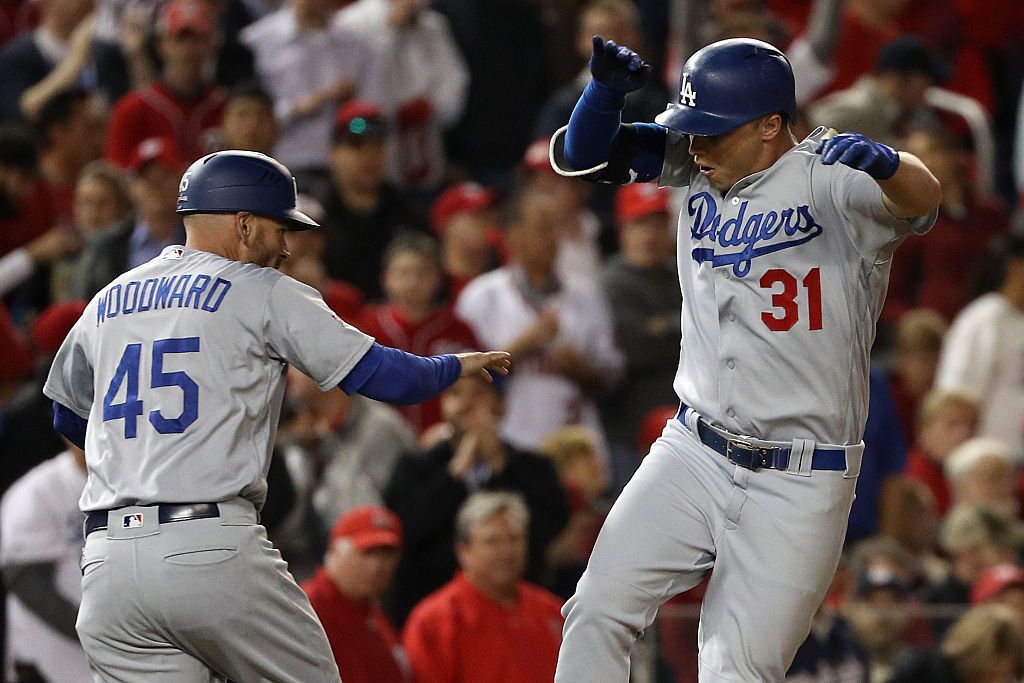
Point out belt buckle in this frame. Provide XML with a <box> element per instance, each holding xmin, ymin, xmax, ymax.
<box><xmin>726</xmin><ymin>438</ymin><xmax>772</xmax><ymax>470</ymax></box>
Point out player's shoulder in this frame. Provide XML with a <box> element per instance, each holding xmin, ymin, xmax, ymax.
<box><xmin>784</xmin><ymin>126</ymin><xmax>832</xmax><ymax>168</ymax></box>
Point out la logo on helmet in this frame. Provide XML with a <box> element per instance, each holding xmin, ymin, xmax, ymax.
<box><xmin>679</xmin><ymin>73</ymin><xmax>697</xmax><ymax>107</ymax></box>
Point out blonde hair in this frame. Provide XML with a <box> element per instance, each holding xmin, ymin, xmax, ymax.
<box><xmin>942</xmin><ymin>603</ymin><xmax>1024</xmax><ymax>680</ymax></box>
<box><xmin>455</xmin><ymin>491</ymin><xmax>529</xmax><ymax>544</ymax></box>
<box><xmin>917</xmin><ymin>388</ymin><xmax>979</xmax><ymax>426</ymax></box>
<box><xmin>895</xmin><ymin>308</ymin><xmax>947</xmax><ymax>354</ymax></box>
<box><xmin>538</xmin><ymin>425</ymin><xmax>599</xmax><ymax>472</ymax></box>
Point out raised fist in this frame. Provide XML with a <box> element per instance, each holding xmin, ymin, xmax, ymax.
<box><xmin>589</xmin><ymin>36</ymin><xmax>652</xmax><ymax>95</ymax></box>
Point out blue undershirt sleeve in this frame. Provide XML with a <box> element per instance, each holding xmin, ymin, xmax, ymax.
<box><xmin>563</xmin><ymin>81</ymin><xmax>667</xmax><ymax>182</ymax></box>
<box><xmin>53</xmin><ymin>401</ymin><xmax>87</xmax><ymax>448</ymax></box>
<box><xmin>564</xmin><ymin>80</ymin><xmax>625</xmax><ymax>169</ymax></box>
<box><xmin>338</xmin><ymin>343</ymin><xmax>463</xmax><ymax>405</ymax></box>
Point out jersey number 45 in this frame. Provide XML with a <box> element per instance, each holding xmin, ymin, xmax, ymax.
<box><xmin>103</xmin><ymin>337</ymin><xmax>200</xmax><ymax>438</ymax></box>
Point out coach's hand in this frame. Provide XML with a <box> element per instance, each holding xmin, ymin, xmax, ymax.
<box><xmin>816</xmin><ymin>132</ymin><xmax>900</xmax><ymax>180</ymax></box>
<box><xmin>589</xmin><ymin>36</ymin><xmax>652</xmax><ymax>95</ymax></box>
<box><xmin>455</xmin><ymin>351</ymin><xmax>512</xmax><ymax>383</ymax></box>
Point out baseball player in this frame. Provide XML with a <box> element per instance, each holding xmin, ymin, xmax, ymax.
<box><xmin>43</xmin><ymin>149</ymin><xmax>510</xmax><ymax>682</ymax></box>
<box><xmin>549</xmin><ymin>37</ymin><xmax>941</xmax><ymax>681</ymax></box>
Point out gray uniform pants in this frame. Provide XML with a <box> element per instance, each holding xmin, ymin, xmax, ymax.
<box><xmin>76</xmin><ymin>498</ymin><xmax>340</xmax><ymax>682</ymax></box>
<box><xmin>555</xmin><ymin>416</ymin><xmax>860</xmax><ymax>683</ymax></box>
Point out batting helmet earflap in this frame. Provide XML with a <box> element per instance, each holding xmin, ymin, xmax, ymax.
<box><xmin>176</xmin><ymin>150</ymin><xmax>319</xmax><ymax>230</ymax></box>
<box><xmin>655</xmin><ymin>38</ymin><xmax>797</xmax><ymax>137</ymax></box>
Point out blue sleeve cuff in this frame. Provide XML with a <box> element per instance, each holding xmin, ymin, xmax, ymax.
<box><xmin>338</xmin><ymin>343</ymin><xmax>462</xmax><ymax>405</ymax></box>
<box><xmin>53</xmin><ymin>401</ymin><xmax>87</xmax><ymax>449</ymax></box>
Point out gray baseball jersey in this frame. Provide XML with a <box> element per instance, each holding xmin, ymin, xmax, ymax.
<box><xmin>660</xmin><ymin>126</ymin><xmax>935</xmax><ymax>445</ymax></box>
<box><xmin>551</xmin><ymin>125</ymin><xmax>937</xmax><ymax>683</ymax></box>
<box><xmin>44</xmin><ymin>245</ymin><xmax>373</xmax><ymax>513</ymax></box>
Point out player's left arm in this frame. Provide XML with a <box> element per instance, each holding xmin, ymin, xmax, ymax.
<box><xmin>552</xmin><ymin>37</ymin><xmax>669</xmax><ymax>185</ymax></box>
<box><xmin>817</xmin><ymin>132</ymin><xmax>941</xmax><ymax>219</ymax></box>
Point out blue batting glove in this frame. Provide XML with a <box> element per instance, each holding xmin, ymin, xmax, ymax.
<box><xmin>816</xmin><ymin>132</ymin><xmax>900</xmax><ymax>180</ymax></box>
<box><xmin>588</xmin><ymin>35</ymin><xmax>652</xmax><ymax>95</ymax></box>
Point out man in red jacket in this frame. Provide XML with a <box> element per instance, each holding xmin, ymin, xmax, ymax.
<box><xmin>302</xmin><ymin>506</ymin><xmax>411</xmax><ymax>683</ymax></box>
<box><xmin>104</xmin><ymin>0</ymin><xmax>225</xmax><ymax>169</ymax></box>
<box><xmin>403</xmin><ymin>491</ymin><xmax>564</xmax><ymax>683</ymax></box>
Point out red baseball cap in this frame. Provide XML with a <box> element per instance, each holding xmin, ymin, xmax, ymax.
<box><xmin>430</xmin><ymin>182</ymin><xmax>496</xmax><ymax>232</ymax></box>
<box><xmin>616</xmin><ymin>184</ymin><xmax>671</xmax><ymax>223</ymax></box>
<box><xmin>330</xmin><ymin>505</ymin><xmax>403</xmax><ymax>551</ymax></box>
<box><xmin>333</xmin><ymin>101</ymin><xmax>387</xmax><ymax>143</ymax></box>
<box><xmin>129</xmin><ymin>137</ymin><xmax>184</xmax><ymax>174</ymax></box>
<box><xmin>971</xmin><ymin>563</ymin><xmax>1024</xmax><ymax>604</ymax></box>
<box><xmin>31</xmin><ymin>300</ymin><xmax>87</xmax><ymax>357</ymax></box>
<box><xmin>522</xmin><ymin>137</ymin><xmax>555</xmax><ymax>175</ymax></box>
<box><xmin>161</xmin><ymin>0</ymin><xmax>216</xmax><ymax>36</ymax></box>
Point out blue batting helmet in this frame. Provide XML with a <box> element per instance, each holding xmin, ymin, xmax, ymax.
<box><xmin>655</xmin><ymin>38</ymin><xmax>796</xmax><ymax>137</ymax></box>
<box><xmin>176</xmin><ymin>150</ymin><xmax>318</xmax><ymax>230</ymax></box>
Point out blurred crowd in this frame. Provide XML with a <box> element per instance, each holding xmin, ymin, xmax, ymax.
<box><xmin>0</xmin><ymin>0</ymin><xmax>1023</xmax><ymax>681</ymax></box>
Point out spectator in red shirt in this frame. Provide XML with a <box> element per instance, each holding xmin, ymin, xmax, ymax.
<box><xmin>360</xmin><ymin>233</ymin><xmax>480</xmax><ymax>434</ymax></box>
<box><xmin>429</xmin><ymin>181</ymin><xmax>503</xmax><ymax>299</ymax></box>
<box><xmin>904</xmin><ymin>390</ymin><xmax>979</xmax><ymax>515</ymax></box>
<box><xmin>301</xmin><ymin>505</ymin><xmax>411</xmax><ymax>683</ymax></box>
<box><xmin>402</xmin><ymin>491</ymin><xmax>564</xmax><ymax>683</ymax></box>
<box><xmin>104</xmin><ymin>0</ymin><xmax>225</xmax><ymax>169</ymax></box>
<box><xmin>885</xmin><ymin>126</ymin><xmax>1009</xmax><ymax>324</ymax></box>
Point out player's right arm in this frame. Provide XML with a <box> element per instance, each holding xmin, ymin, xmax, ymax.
<box><xmin>549</xmin><ymin>36</ymin><xmax>676</xmax><ymax>186</ymax></box>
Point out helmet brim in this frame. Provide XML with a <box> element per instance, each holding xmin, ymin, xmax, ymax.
<box><xmin>655</xmin><ymin>104</ymin><xmax>746</xmax><ymax>137</ymax></box>
<box><xmin>284</xmin><ymin>207</ymin><xmax>319</xmax><ymax>231</ymax></box>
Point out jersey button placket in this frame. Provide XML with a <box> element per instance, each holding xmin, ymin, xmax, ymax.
<box><xmin>726</xmin><ymin>360</ymin><xmax>736</xmax><ymax>369</ymax></box>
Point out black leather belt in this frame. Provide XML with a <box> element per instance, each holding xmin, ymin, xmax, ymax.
<box><xmin>677</xmin><ymin>404</ymin><xmax>847</xmax><ymax>472</ymax></box>
<box><xmin>84</xmin><ymin>503</ymin><xmax>220</xmax><ymax>537</ymax></box>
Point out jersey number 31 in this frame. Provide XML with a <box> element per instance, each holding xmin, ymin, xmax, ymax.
<box><xmin>760</xmin><ymin>268</ymin><xmax>823</xmax><ymax>332</ymax></box>
<box><xmin>102</xmin><ymin>337</ymin><xmax>200</xmax><ymax>438</ymax></box>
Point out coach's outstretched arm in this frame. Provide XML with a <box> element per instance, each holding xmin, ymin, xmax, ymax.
<box><xmin>338</xmin><ymin>343</ymin><xmax>510</xmax><ymax>405</ymax></box>
<box><xmin>556</xmin><ymin>37</ymin><xmax>666</xmax><ymax>184</ymax></box>
<box><xmin>817</xmin><ymin>132</ymin><xmax>942</xmax><ymax>218</ymax></box>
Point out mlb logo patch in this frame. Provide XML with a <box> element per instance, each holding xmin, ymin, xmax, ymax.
<box><xmin>122</xmin><ymin>513</ymin><xmax>144</xmax><ymax>529</ymax></box>
<box><xmin>161</xmin><ymin>247</ymin><xmax>184</xmax><ymax>260</ymax></box>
